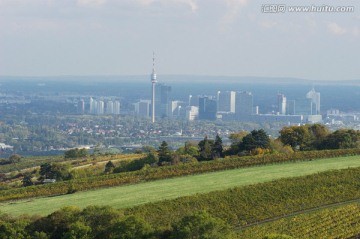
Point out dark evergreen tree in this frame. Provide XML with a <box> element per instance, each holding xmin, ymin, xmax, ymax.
<box><xmin>212</xmin><ymin>134</ymin><xmax>224</xmax><ymax>159</ymax></box>
<box><xmin>39</xmin><ymin>163</ymin><xmax>52</xmax><ymax>180</ymax></box>
<box><xmin>239</xmin><ymin>129</ymin><xmax>270</xmax><ymax>152</ymax></box>
<box><xmin>104</xmin><ymin>161</ymin><xmax>115</xmax><ymax>173</ymax></box>
<box><xmin>198</xmin><ymin>136</ymin><xmax>214</xmax><ymax>161</ymax></box>
<box><xmin>158</xmin><ymin>141</ymin><xmax>173</xmax><ymax>164</ymax></box>
<box><xmin>22</xmin><ymin>173</ymin><xmax>33</xmax><ymax>187</ymax></box>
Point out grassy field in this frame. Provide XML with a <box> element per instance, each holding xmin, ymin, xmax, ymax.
<box><xmin>2</xmin><ymin>155</ymin><xmax>360</xmax><ymax>216</ymax></box>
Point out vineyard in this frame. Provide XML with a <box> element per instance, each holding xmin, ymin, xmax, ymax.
<box><xmin>2</xmin><ymin>155</ymin><xmax>360</xmax><ymax>216</ymax></box>
<box><xmin>1</xmin><ymin>149</ymin><xmax>360</xmax><ymax>202</ymax></box>
<box><xmin>238</xmin><ymin>203</ymin><xmax>360</xmax><ymax>238</ymax></box>
<box><xmin>120</xmin><ymin>167</ymin><xmax>360</xmax><ymax>230</ymax></box>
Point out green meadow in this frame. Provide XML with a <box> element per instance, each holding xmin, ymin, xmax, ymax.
<box><xmin>2</xmin><ymin>155</ymin><xmax>360</xmax><ymax>216</ymax></box>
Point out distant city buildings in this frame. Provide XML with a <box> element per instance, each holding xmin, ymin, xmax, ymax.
<box><xmin>235</xmin><ymin>91</ymin><xmax>253</xmax><ymax>119</ymax></box>
<box><xmin>186</xmin><ymin>106</ymin><xmax>199</xmax><ymax>121</ymax></box>
<box><xmin>198</xmin><ymin>96</ymin><xmax>217</xmax><ymax>120</ymax></box>
<box><xmin>89</xmin><ymin>97</ymin><xmax>120</xmax><ymax>115</ymax></box>
<box><xmin>217</xmin><ymin>91</ymin><xmax>236</xmax><ymax>113</ymax></box>
<box><xmin>277</xmin><ymin>93</ymin><xmax>286</xmax><ymax>115</ymax></box>
<box><xmin>135</xmin><ymin>100</ymin><xmax>151</xmax><ymax>117</ymax></box>
<box><xmin>155</xmin><ymin>83</ymin><xmax>171</xmax><ymax>118</ymax></box>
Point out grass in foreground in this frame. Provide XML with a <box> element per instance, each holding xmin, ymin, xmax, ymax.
<box><xmin>1</xmin><ymin>155</ymin><xmax>360</xmax><ymax>216</ymax></box>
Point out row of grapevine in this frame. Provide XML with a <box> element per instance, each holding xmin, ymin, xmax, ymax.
<box><xmin>238</xmin><ymin>203</ymin><xmax>360</xmax><ymax>238</ymax></box>
<box><xmin>1</xmin><ymin>148</ymin><xmax>360</xmax><ymax>201</ymax></box>
<box><xmin>121</xmin><ymin>167</ymin><xmax>360</xmax><ymax>230</ymax></box>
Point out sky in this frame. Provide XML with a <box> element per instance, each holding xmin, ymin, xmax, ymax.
<box><xmin>0</xmin><ymin>0</ymin><xmax>359</xmax><ymax>81</ymax></box>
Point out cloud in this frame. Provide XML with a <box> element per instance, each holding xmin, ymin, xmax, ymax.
<box><xmin>77</xmin><ymin>0</ymin><xmax>107</xmax><ymax>7</ymax></box>
<box><xmin>219</xmin><ymin>0</ymin><xmax>248</xmax><ymax>30</ymax></box>
<box><xmin>136</xmin><ymin>0</ymin><xmax>198</xmax><ymax>12</ymax></box>
<box><xmin>352</xmin><ymin>27</ymin><xmax>360</xmax><ymax>36</ymax></box>
<box><xmin>327</xmin><ymin>22</ymin><xmax>347</xmax><ymax>35</ymax></box>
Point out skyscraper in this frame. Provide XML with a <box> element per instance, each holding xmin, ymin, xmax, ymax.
<box><xmin>198</xmin><ymin>96</ymin><xmax>217</xmax><ymax>120</ymax></box>
<box><xmin>135</xmin><ymin>100</ymin><xmax>151</xmax><ymax>117</ymax></box>
<box><xmin>217</xmin><ymin>91</ymin><xmax>236</xmax><ymax>113</ymax></box>
<box><xmin>151</xmin><ymin>52</ymin><xmax>157</xmax><ymax>123</ymax></box>
<box><xmin>113</xmin><ymin>101</ymin><xmax>121</xmax><ymax>115</ymax></box>
<box><xmin>306</xmin><ymin>88</ymin><xmax>320</xmax><ymax>115</ymax></box>
<box><xmin>235</xmin><ymin>91</ymin><xmax>253</xmax><ymax>118</ymax></box>
<box><xmin>155</xmin><ymin>83</ymin><xmax>171</xmax><ymax>118</ymax></box>
<box><xmin>277</xmin><ymin>93</ymin><xmax>287</xmax><ymax>115</ymax></box>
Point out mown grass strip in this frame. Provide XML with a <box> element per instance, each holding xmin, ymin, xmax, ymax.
<box><xmin>1</xmin><ymin>155</ymin><xmax>360</xmax><ymax>216</ymax></box>
<box><xmin>2</xmin><ymin>149</ymin><xmax>360</xmax><ymax>202</ymax></box>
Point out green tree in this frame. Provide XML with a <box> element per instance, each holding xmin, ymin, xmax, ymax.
<box><xmin>212</xmin><ymin>134</ymin><xmax>224</xmax><ymax>159</ymax></box>
<box><xmin>198</xmin><ymin>136</ymin><xmax>214</xmax><ymax>161</ymax></box>
<box><xmin>279</xmin><ymin>126</ymin><xmax>311</xmax><ymax>150</ymax></box>
<box><xmin>158</xmin><ymin>141</ymin><xmax>173</xmax><ymax>165</ymax></box>
<box><xmin>79</xmin><ymin>206</ymin><xmax>121</xmax><ymax>239</ymax></box>
<box><xmin>239</xmin><ymin>129</ymin><xmax>270</xmax><ymax>152</ymax></box>
<box><xmin>39</xmin><ymin>163</ymin><xmax>53</xmax><ymax>180</ymax></box>
<box><xmin>39</xmin><ymin>163</ymin><xmax>71</xmax><ymax>181</ymax></box>
<box><xmin>109</xmin><ymin>216</ymin><xmax>154</xmax><ymax>239</ymax></box>
<box><xmin>322</xmin><ymin>129</ymin><xmax>360</xmax><ymax>149</ymax></box>
<box><xmin>170</xmin><ymin>211</ymin><xmax>233</xmax><ymax>239</ymax></box>
<box><xmin>227</xmin><ymin>131</ymin><xmax>249</xmax><ymax>155</ymax></box>
<box><xmin>183</xmin><ymin>141</ymin><xmax>199</xmax><ymax>157</ymax></box>
<box><xmin>61</xmin><ymin>221</ymin><xmax>92</xmax><ymax>239</ymax></box>
<box><xmin>22</xmin><ymin>173</ymin><xmax>33</xmax><ymax>187</ymax></box>
<box><xmin>104</xmin><ymin>161</ymin><xmax>115</xmax><ymax>174</ymax></box>
<box><xmin>307</xmin><ymin>124</ymin><xmax>329</xmax><ymax>149</ymax></box>
<box><xmin>8</xmin><ymin>154</ymin><xmax>22</xmax><ymax>171</ymax></box>
<box><xmin>29</xmin><ymin>206</ymin><xmax>81</xmax><ymax>239</ymax></box>
<box><xmin>64</xmin><ymin>148</ymin><xmax>88</xmax><ymax>159</ymax></box>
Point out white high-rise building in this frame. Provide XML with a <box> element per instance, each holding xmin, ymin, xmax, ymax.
<box><xmin>106</xmin><ymin>101</ymin><xmax>114</xmax><ymax>114</ymax></box>
<box><xmin>97</xmin><ymin>100</ymin><xmax>104</xmax><ymax>115</ymax></box>
<box><xmin>217</xmin><ymin>91</ymin><xmax>236</xmax><ymax>113</ymax></box>
<box><xmin>277</xmin><ymin>93</ymin><xmax>287</xmax><ymax>115</ymax></box>
<box><xmin>135</xmin><ymin>100</ymin><xmax>151</xmax><ymax>117</ymax></box>
<box><xmin>113</xmin><ymin>101</ymin><xmax>121</xmax><ymax>115</ymax></box>
<box><xmin>186</xmin><ymin>106</ymin><xmax>199</xmax><ymax>121</ymax></box>
<box><xmin>306</xmin><ymin>88</ymin><xmax>320</xmax><ymax>115</ymax></box>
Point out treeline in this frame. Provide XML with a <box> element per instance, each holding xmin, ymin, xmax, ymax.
<box><xmin>1</xmin><ymin>167</ymin><xmax>360</xmax><ymax>238</ymax></box>
<box><xmin>1</xmin><ymin>148</ymin><xmax>360</xmax><ymax>202</ymax></box>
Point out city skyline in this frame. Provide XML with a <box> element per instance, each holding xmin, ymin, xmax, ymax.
<box><xmin>0</xmin><ymin>0</ymin><xmax>359</xmax><ymax>81</ymax></box>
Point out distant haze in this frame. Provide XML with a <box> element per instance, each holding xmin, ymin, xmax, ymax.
<box><xmin>0</xmin><ymin>0</ymin><xmax>359</xmax><ymax>81</ymax></box>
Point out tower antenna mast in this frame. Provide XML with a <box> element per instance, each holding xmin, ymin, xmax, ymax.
<box><xmin>151</xmin><ymin>52</ymin><xmax>157</xmax><ymax>123</ymax></box>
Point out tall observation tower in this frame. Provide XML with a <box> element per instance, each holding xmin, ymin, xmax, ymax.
<box><xmin>151</xmin><ymin>52</ymin><xmax>157</xmax><ymax>123</ymax></box>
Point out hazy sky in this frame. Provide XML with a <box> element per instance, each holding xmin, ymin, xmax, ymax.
<box><xmin>0</xmin><ymin>0</ymin><xmax>359</xmax><ymax>80</ymax></box>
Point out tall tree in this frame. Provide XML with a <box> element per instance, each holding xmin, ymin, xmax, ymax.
<box><xmin>158</xmin><ymin>141</ymin><xmax>173</xmax><ymax>164</ymax></box>
<box><xmin>171</xmin><ymin>211</ymin><xmax>233</xmax><ymax>239</ymax></box>
<box><xmin>279</xmin><ymin>126</ymin><xmax>311</xmax><ymax>150</ymax></box>
<box><xmin>104</xmin><ymin>161</ymin><xmax>115</xmax><ymax>174</ymax></box>
<box><xmin>198</xmin><ymin>136</ymin><xmax>214</xmax><ymax>161</ymax></box>
<box><xmin>212</xmin><ymin>134</ymin><xmax>224</xmax><ymax>159</ymax></box>
<box><xmin>22</xmin><ymin>173</ymin><xmax>33</xmax><ymax>187</ymax></box>
<box><xmin>239</xmin><ymin>129</ymin><xmax>270</xmax><ymax>152</ymax></box>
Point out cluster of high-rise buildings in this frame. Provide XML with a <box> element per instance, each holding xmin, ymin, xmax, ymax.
<box><xmin>131</xmin><ymin>55</ymin><xmax>322</xmax><ymax>124</ymax></box>
<box><xmin>87</xmin><ymin>97</ymin><xmax>121</xmax><ymax>115</ymax></box>
<box><xmin>79</xmin><ymin>56</ymin><xmax>321</xmax><ymax>124</ymax></box>
<box><xmin>132</xmin><ymin>84</ymin><xmax>321</xmax><ymax>124</ymax></box>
